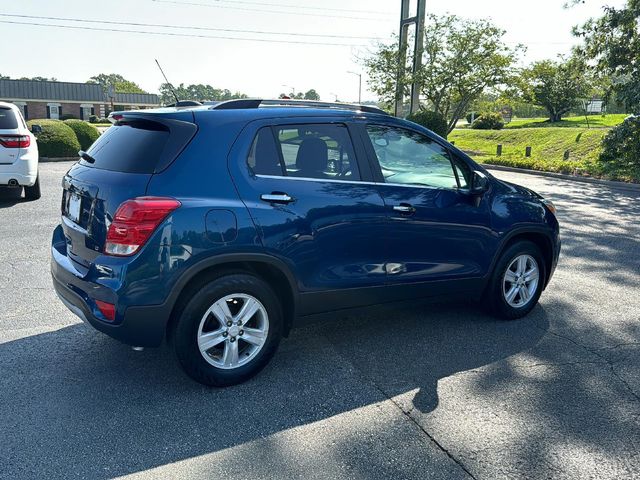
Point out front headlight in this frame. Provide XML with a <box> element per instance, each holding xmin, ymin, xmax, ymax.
<box><xmin>542</xmin><ymin>199</ymin><xmax>556</xmax><ymax>215</ymax></box>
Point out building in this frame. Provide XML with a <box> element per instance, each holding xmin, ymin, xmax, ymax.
<box><xmin>0</xmin><ymin>79</ymin><xmax>160</xmax><ymax>121</ymax></box>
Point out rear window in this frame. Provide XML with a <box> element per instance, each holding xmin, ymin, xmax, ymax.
<box><xmin>83</xmin><ymin>120</ymin><xmax>170</xmax><ymax>174</ymax></box>
<box><xmin>0</xmin><ymin>108</ymin><xmax>18</xmax><ymax>130</ymax></box>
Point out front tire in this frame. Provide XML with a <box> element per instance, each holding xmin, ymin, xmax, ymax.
<box><xmin>172</xmin><ymin>273</ymin><xmax>283</xmax><ymax>386</ymax></box>
<box><xmin>24</xmin><ymin>175</ymin><xmax>41</xmax><ymax>201</ymax></box>
<box><xmin>486</xmin><ymin>240</ymin><xmax>546</xmax><ymax>320</ymax></box>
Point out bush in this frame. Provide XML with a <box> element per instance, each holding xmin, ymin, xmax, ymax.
<box><xmin>88</xmin><ymin>114</ymin><xmax>99</xmax><ymax>123</ymax></box>
<box><xmin>599</xmin><ymin>115</ymin><xmax>640</xmax><ymax>181</ymax></box>
<box><xmin>406</xmin><ymin>110</ymin><xmax>448</xmax><ymax>138</ymax></box>
<box><xmin>27</xmin><ymin>119</ymin><xmax>80</xmax><ymax>158</ymax></box>
<box><xmin>472</xmin><ymin>112</ymin><xmax>504</xmax><ymax>130</ymax></box>
<box><xmin>63</xmin><ymin>119</ymin><xmax>100</xmax><ymax>150</ymax></box>
<box><xmin>466</xmin><ymin>112</ymin><xmax>478</xmax><ymax>124</ymax></box>
<box><xmin>60</xmin><ymin>113</ymin><xmax>77</xmax><ymax>120</ymax></box>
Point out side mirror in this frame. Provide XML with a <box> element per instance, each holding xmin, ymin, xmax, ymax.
<box><xmin>30</xmin><ymin>124</ymin><xmax>43</xmax><ymax>135</ymax></box>
<box><xmin>471</xmin><ymin>170</ymin><xmax>490</xmax><ymax>195</ymax></box>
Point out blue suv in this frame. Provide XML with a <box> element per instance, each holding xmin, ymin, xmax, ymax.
<box><xmin>51</xmin><ymin>99</ymin><xmax>560</xmax><ymax>386</ymax></box>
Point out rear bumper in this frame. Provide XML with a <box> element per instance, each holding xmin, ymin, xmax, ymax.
<box><xmin>51</xmin><ymin>225</ymin><xmax>169</xmax><ymax>347</ymax></box>
<box><xmin>52</xmin><ymin>275</ymin><xmax>168</xmax><ymax>347</ymax></box>
<box><xmin>0</xmin><ymin>156</ymin><xmax>38</xmax><ymax>186</ymax></box>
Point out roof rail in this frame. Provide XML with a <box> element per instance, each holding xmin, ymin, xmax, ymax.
<box><xmin>210</xmin><ymin>98</ymin><xmax>388</xmax><ymax>115</ymax></box>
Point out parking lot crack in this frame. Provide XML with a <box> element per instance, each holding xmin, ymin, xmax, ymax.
<box><xmin>541</xmin><ymin>328</ymin><xmax>640</xmax><ymax>404</ymax></box>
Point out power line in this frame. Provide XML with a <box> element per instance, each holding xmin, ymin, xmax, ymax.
<box><xmin>206</xmin><ymin>0</ymin><xmax>393</xmax><ymax>16</ymax></box>
<box><xmin>0</xmin><ymin>19</ymin><xmax>369</xmax><ymax>46</ymax></box>
<box><xmin>150</xmin><ymin>0</ymin><xmax>391</xmax><ymax>21</ymax></box>
<box><xmin>0</xmin><ymin>13</ymin><xmax>382</xmax><ymax>40</ymax></box>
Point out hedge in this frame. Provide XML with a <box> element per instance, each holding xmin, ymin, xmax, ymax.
<box><xmin>63</xmin><ymin>119</ymin><xmax>100</xmax><ymax>150</ymax></box>
<box><xmin>406</xmin><ymin>110</ymin><xmax>449</xmax><ymax>138</ymax></box>
<box><xmin>471</xmin><ymin>112</ymin><xmax>504</xmax><ymax>130</ymax></box>
<box><xmin>27</xmin><ymin>119</ymin><xmax>80</xmax><ymax>158</ymax></box>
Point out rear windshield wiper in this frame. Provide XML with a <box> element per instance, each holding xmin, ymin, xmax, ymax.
<box><xmin>78</xmin><ymin>150</ymin><xmax>96</xmax><ymax>164</ymax></box>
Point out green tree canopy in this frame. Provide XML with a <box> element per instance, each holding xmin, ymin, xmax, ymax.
<box><xmin>303</xmin><ymin>89</ymin><xmax>320</xmax><ymax>100</ymax></box>
<box><xmin>517</xmin><ymin>58</ymin><xmax>590</xmax><ymax>122</ymax></box>
<box><xmin>573</xmin><ymin>0</ymin><xmax>640</xmax><ymax>111</ymax></box>
<box><xmin>364</xmin><ymin>14</ymin><xmax>521</xmax><ymax>133</ymax></box>
<box><xmin>159</xmin><ymin>83</ymin><xmax>248</xmax><ymax>104</ymax></box>
<box><xmin>87</xmin><ymin>73</ymin><xmax>147</xmax><ymax>94</ymax></box>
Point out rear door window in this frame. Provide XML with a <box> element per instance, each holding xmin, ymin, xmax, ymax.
<box><xmin>0</xmin><ymin>108</ymin><xmax>18</xmax><ymax>130</ymax></box>
<box><xmin>83</xmin><ymin>120</ymin><xmax>170</xmax><ymax>174</ymax></box>
<box><xmin>248</xmin><ymin>123</ymin><xmax>361</xmax><ymax>181</ymax></box>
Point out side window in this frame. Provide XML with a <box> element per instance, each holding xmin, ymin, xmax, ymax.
<box><xmin>366</xmin><ymin>125</ymin><xmax>460</xmax><ymax>189</ymax></box>
<box><xmin>452</xmin><ymin>157</ymin><xmax>471</xmax><ymax>189</ymax></box>
<box><xmin>248</xmin><ymin>123</ymin><xmax>361</xmax><ymax>181</ymax></box>
<box><xmin>277</xmin><ymin>124</ymin><xmax>360</xmax><ymax>180</ymax></box>
<box><xmin>248</xmin><ymin>127</ymin><xmax>284</xmax><ymax>176</ymax></box>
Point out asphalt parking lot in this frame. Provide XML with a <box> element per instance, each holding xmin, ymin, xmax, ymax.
<box><xmin>1</xmin><ymin>161</ymin><xmax>639</xmax><ymax>479</ymax></box>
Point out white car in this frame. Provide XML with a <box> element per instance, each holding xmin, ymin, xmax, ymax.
<box><xmin>0</xmin><ymin>101</ymin><xmax>40</xmax><ymax>200</ymax></box>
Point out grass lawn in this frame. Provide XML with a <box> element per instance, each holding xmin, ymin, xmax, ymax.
<box><xmin>449</xmin><ymin>127</ymin><xmax>609</xmax><ymax>175</ymax></box>
<box><xmin>503</xmin><ymin>114</ymin><xmax>628</xmax><ymax>129</ymax></box>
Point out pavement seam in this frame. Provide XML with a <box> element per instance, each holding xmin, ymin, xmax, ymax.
<box><xmin>321</xmin><ymin>337</ymin><xmax>478</xmax><ymax>480</ymax></box>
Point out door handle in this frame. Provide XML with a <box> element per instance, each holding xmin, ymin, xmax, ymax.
<box><xmin>393</xmin><ymin>203</ymin><xmax>416</xmax><ymax>215</ymax></box>
<box><xmin>260</xmin><ymin>192</ymin><xmax>294</xmax><ymax>204</ymax></box>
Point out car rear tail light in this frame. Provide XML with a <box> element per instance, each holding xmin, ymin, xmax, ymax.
<box><xmin>105</xmin><ymin>197</ymin><xmax>181</xmax><ymax>256</ymax></box>
<box><xmin>0</xmin><ymin>135</ymin><xmax>30</xmax><ymax>148</ymax></box>
<box><xmin>95</xmin><ymin>300</ymin><xmax>116</xmax><ymax>322</ymax></box>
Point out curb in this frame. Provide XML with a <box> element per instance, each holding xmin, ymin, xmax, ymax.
<box><xmin>484</xmin><ymin>164</ymin><xmax>640</xmax><ymax>192</ymax></box>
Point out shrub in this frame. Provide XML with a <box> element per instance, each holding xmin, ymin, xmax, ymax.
<box><xmin>599</xmin><ymin>115</ymin><xmax>640</xmax><ymax>181</ymax></box>
<box><xmin>466</xmin><ymin>112</ymin><xmax>478</xmax><ymax>124</ymax></box>
<box><xmin>60</xmin><ymin>113</ymin><xmax>77</xmax><ymax>120</ymax></box>
<box><xmin>63</xmin><ymin>119</ymin><xmax>100</xmax><ymax>150</ymax></box>
<box><xmin>88</xmin><ymin>114</ymin><xmax>99</xmax><ymax>123</ymax></box>
<box><xmin>472</xmin><ymin>112</ymin><xmax>504</xmax><ymax>130</ymax></box>
<box><xmin>406</xmin><ymin>110</ymin><xmax>448</xmax><ymax>138</ymax></box>
<box><xmin>27</xmin><ymin>119</ymin><xmax>80</xmax><ymax>158</ymax></box>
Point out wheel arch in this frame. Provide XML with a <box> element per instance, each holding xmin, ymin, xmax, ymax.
<box><xmin>166</xmin><ymin>254</ymin><xmax>298</xmax><ymax>339</ymax></box>
<box><xmin>491</xmin><ymin>228</ymin><xmax>555</xmax><ymax>289</ymax></box>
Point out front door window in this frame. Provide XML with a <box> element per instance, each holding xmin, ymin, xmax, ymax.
<box><xmin>366</xmin><ymin>125</ymin><xmax>466</xmax><ymax>189</ymax></box>
<box><xmin>49</xmin><ymin>105</ymin><xmax>60</xmax><ymax>120</ymax></box>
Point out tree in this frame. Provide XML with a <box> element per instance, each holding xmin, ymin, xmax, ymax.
<box><xmin>364</xmin><ymin>14</ymin><xmax>521</xmax><ymax>133</ymax></box>
<box><xmin>18</xmin><ymin>76</ymin><xmax>58</xmax><ymax>81</ymax></box>
<box><xmin>87</xmin><ymin>73</ymin><xmax>146</xmax><ymax>94</ymax></box>
<box><xmin>517</xmin><ymin>59</ymin><xmax>589</xmax><ymax>122</ymax></box>
<box><xmin>159</xmin><ymin>83</ymin><xmax>247</xmax><ymax>105</ymax></box>
<box><xmin>573</xmin><ymin>0</ymin><xmax>640</xmax><ymax>112</ymax></box>
<box><xmin>303</xmin><ymin>89</ymin><xmax>320</xmax><ymax>100</ymax></box>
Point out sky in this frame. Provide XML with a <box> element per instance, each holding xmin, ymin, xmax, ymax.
<box><xmin>0</xmin><ymin>0</ymin><xmax>626</xmax><ymax>102</ymax></box>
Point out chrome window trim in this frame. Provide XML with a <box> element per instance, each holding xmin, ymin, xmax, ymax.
<box><xmin>254</xmin><ymin>173</ymin><xmax>468</xmax><ymax>192</ymax></box>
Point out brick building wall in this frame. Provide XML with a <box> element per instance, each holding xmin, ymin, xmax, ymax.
<box><xmin>20</xmin><ymin>102</ymin><xmax>104</xmax><ymax>121</ymax></box>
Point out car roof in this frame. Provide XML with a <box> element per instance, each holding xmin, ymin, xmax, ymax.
<box><xmin>115</xmin><ymin>99</ymin><xmax>389</xmax><ymax>122</ymax></box>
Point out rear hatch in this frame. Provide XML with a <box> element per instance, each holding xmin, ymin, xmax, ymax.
<box><xmin>60</xmin><ymin>110</ymin><xmax>197</xmax><ymax>269</ymax></box>
<box><xmin>0</xmin><ymin>106</ymin><xmax>21</xmax><ymax>164</ymax></box>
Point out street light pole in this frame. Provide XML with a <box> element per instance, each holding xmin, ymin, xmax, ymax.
<box><xmin>281</xmin><ymin>84</ymin><xmax>295</xmax><ymax>97</ymax></box>
<box><xmin>347</xmin><ymin>71</ymin><xmax>362</xmax><ymax>104</ymax></box>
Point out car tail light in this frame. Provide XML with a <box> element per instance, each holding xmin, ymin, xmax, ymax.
<box><xmin>0</xmin><ymin>135</ymin><xmax>30</xmax><ymax>148</ymax></box>
<box><xmin>105</xmin><ymin>197</ymin><xmax>181</xmax><ymax>256</ymax></box>
<box><xmin>95</xmin><ymin>300</ymin><xmax>116</xmax><ymax>322</ymax></box>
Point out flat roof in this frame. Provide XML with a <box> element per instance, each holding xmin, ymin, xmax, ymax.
<box><xmin>0</xmin><ymin>79</ymin><xmax>159</xmax><ymax>105</ymax></box>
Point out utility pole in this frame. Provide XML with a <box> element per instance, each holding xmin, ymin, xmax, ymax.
<box><xmin>394</xmin><ymin>0</ymin><xmax>426</xmax><ymax>117</ymax></box>
<box><xmin>347</xmin><ymin>71</ymin><xmax>362</xmax><ymax>103</ymax></box>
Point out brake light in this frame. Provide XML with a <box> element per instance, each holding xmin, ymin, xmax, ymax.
<box><xmin>105</xmin><ymin>197</ymin><xmax>181</xmax><ymax>256</ymax></box>
<box><xmin>95</xmin><ymin>300</ymin><xmax>116</xmax><ymax>322</ymax></box>
<box><xmin>0</xmin><ymin>135</ymin><xmax>30</xmax><ymax>148</ymax></box>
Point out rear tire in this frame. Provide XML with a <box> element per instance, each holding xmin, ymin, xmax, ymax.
<box><xmin>486</xmin><ymin>240</ymin><xmax>546</xmax><ymax>320</ymax></box>
<box><xmin>24</xmin><ymin>175</ymin><xmax>41</xmax><ymax>201</ymax></box>
<box><xmin>172</xmin><ymin>273</ymin><xmax>283</xmax><ymax>386</ymax></box>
